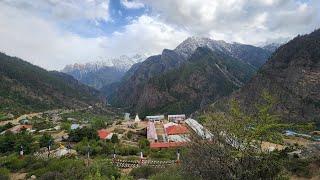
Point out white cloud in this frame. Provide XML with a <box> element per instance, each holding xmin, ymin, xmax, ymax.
<box><xmin>0</xmin><ymin>0</ymin><xmax>319</xmax><ymax>70</ymax></box>
<box><xmin>2</xmin><ymin>0</ymin><xmax>111</xmax><ymax>22</ymax></box>
<box><xmin>103</xmin><ymin>15</ymin><xmax>189</xmax><ymax>57</ymax></box>
<box><xmin>120</xmin><ymin>0</ymin><xmax>144</xmax><ymax>9</ymax></box>
<box><xmin>0</xmin><ymin>2</ymin><xmax>188</xmax><ymax>70</ymax></box>
<box><xmin>143</xmin><ymin>0</ymin><xmax>320</xmax><ymax>45</ymax></box>
<box><xmin>0</xmin><ymin>2</ymin><xmax>108</xmax><ymax>70</ymax></box>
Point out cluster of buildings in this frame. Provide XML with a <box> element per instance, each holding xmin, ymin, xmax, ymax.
<box><xmin>146</xmin><ymin>114</ymin><xmax>212</xmax><ymax>149</ymax></box>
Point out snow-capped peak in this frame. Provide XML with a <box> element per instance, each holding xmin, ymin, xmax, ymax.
<box><xmin>174</xmin><ymin>36</ymin><xmax>231</xmax><ymax>59</ymax></box>
<box><xmin>62</xmin><ymin>54</ymin><xmax>147</xmax><ymax>73</ymax></box>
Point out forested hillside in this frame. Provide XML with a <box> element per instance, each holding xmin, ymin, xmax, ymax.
<box><xmin>0</xmin><ymin>53</ymin><xmax>105</xmax><ymax>115</ymax></box>
<box><xmin>213</xmin><ymin>29</ymin><xmax>320</xmax><ymax>122</ymax></box>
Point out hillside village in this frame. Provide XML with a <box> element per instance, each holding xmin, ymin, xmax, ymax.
<box><xmin>1</xmin><ymin>106</ymin><xmax>320</xmax><ymax>172</ymax></box>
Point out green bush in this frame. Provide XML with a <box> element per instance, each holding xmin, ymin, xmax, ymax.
<box><xmin>111</xmin><ymin>134</ymin><xmax>119</xmax><ymax>144</ymax></box>
<box><xmin>138</xmin><ymin>138</ymin><xmax>150</xmax><ymax>149</ymax></box>
<box><xmin>89</xmin><ymin>159</ymin><xmax>120</xmax><ymax>179</ymax></box>
<box><xmin>118</xmin><ymin>146</ymin><xmax>139</xmax><ymax>156</ymax></box>
<box><xmin>61</xmin><ymin>122</ymin><xmax>71</xmax><ymax>131</ymax></box>
<box><xmin>285</xmin><ymin>158</ymin><xmax>312</xmax><ymax>177</ymax></box>
<box><xmin>91</xmin><ymin>117</ymin><xmax>106</xmax><ymax>130</ymax></box>
<box><xmin>0</xmin><ymin>168</ymin><xmax>10</xmax><ymax>178</ymax></box>
<box><xmin>0</xmin><ymin>114</ymin><xmax>8</xmax><ymax>121</ymax></box>
<box><xmin>0</xmin><ymin>130</ymin><xmax>37</xmax><ymax>154</ymax></box>
<box><xmin>129</xmin><ymin>166</ymin><xmax>160</xmax><ymax>179</ymax></box>
<box><xmin>39</xmin><ymin>171</ymin><xmax>64</xmax><ymax>180</ymax></box>
<box><xmin>150</xmin><ymin>166</ymin><xmax>185</xmax><ymax>180</ymax></box>
<box><xmin>0</xmin><ymin>155</ymin><xmax>28</xmax><ymax>171</ymax></box>
<box><xmin>39</xmin><ymin>134</ymin><xmax>54</xmax><ymax>148</ymax></box>
<box><xmin>27</xmin><ymin>158</ymin><xmax>88</xmax><ymax>180</ymax></box>
<box><xmin>0</xmin><ymin>123</ymin><xmax>14</xmax><ymax>132</ymax></box>
<box><xmin>68</xmin><ymin>127</ymin><xmax>99</xmax><ymax>142</ymax></box>
<box><xmin>75</xmin><ymin>139</ymin><xmax>103</xmax><ymax>156</ymax></box>
<box><xmin>149</xmin><ymin>149</ymin><xmax>177</xmax><ymax>160</ymax></box>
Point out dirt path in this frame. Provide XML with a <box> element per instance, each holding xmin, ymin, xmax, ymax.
<box><xmin>10</xmin><ymin>172</ymin><xmax>27</xmax><ymax>180</ymax></box>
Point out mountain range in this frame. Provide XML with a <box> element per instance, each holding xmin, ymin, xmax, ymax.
<box><xmin>1</xmin><ymin>29</ymin><xmax>319</xmax><ymax>122</ymax></box>
<box><xmin>62</xmin><ymin>54</ymin><xmax>147</xmax><ymax>89</ymax></box>
<box><xmin>0</xmin><ymin>52</ymin><xmax>105</xmax><ymax>115</ymax></box>
<box><xmin>224</xmin><ymin>29</ymin><xmax>320</xmax><ymax>122</ymax></box>
<box><xmin>105</xmin><ymin>37</ymin><xmax>273</xmax><ymax>115</ymax></box>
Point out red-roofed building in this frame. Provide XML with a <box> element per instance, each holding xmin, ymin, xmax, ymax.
<box><xmin>1</xmin><ymin>125</ymin><xmax>33</xmax><ymax>134</ymax></box>
<box><xmin>97</xmin><ymin>129</ymin><xmax>113</xmax><ymax>140</ymax></box>
<box><xmin>166</xmin><ymin>125</ymin><xmax>189</xmax><ymax>135</ymax></box>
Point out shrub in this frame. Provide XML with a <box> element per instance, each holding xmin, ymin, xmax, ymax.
<box><xmin>89</xmin><ymin>159</ymin><xmax>120</xmax><ymax>179</ymax></box>
<box><xmin>138</xmin><ymin>138</ymin><xmax>150</xmax><ymax>149</ymax></box>
<box><xmin>129</xmin><ymin>166</ymin><xmax>159</xmax><ymax>179</ymax></box>
<box><xmin>27</xmin><ymin>158</ymin><xmax>88</xmax><ymax>180</ymax></box>
<box><xmin>75</xmin><ymin>139</ymin><xmax>103</xmax><ymax>156</ymax></box>
<box><xmin>39</xmin><ymin>134</ymin><xmax>54</xmax><ymax>148</ymax></box>
<box><xmin>0</xmin><ymin>123</ymin><xmax>14</xmax><ymax>132</ymax></box>
<box><xmin>285</xmin><ymin>158</ymin><xmax>312</xmax><ymax>177</ymax></box>
<box><xmin>61</xmin><ymin>122</ymin><xmax>71</xmax><ymax>131</ymax></box>
<box><xmin>149</xmin><ymin>149</ymin><xmax>177</xmax><ymax>160</ymax></box>
<box><xmin>0</xmin><ymin>167</ymin><xmax>10</xmax><ymax>180</ymax></box>
<box><xmin>111</xmin><ymin>134</ymin><xmax>119</xmax><ymax>144</ymax></box>
<box><xmin>91</xmin><ymin>118</ymin><xmax>106</xmax><ymax>130</ymax></box>
<box><xmin>1</xmin><ymin>155</ymin><xmax>28</xmax><ymax>171</ymax></box>
<box><xmin>150</xmin><ymin>166</ymin><xmax>185</xmax><ymax>180</ymax></box>
<box><xmin>39</xmin><ymin>171</ymin><xmax>64</xmax><ymax>180</ymax></box>
<box><xmin>118</xmin><ymin>146</ymin><xmax>139</xmax><ymax>156</ymax></box>
<box><xmin>68</xmin><ymin>127</ymin><xmax>99</xmax><ymax>142</ymax></box>
<box><xmin>126</xmin><ymin>131</ymin><xmax>133</xmax><ymax>139</ymax></box>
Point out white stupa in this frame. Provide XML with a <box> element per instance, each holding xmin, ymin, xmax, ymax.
<box><xmin>134</xmin><ymin>114</ymin><xmax>141</xmax><ymax>123</ymax></box>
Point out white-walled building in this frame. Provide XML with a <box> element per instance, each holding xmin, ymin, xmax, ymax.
<box><xmin>146</xmin><ymin>115</ymin><xmax>164</xmax><ymax>122</ymax></box>
<box><xmin>168</xmin><ymin>114</ymin><xmax>186</xmax><ymax>123</ymax></box>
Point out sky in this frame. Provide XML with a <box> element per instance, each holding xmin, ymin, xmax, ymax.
<box><xmin>0</xmin><ymin>0</ymin><xmax>319</xmax><ymax>70</ymax></box>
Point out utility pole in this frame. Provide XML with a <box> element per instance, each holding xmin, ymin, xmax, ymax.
<box><xmin>86</xmin><ymin>143</ymin><xmax>91</xmax><ymax>166</ymax></box>
<box><xmin>19</xmin><ymin>145</ymin><xmax>24</xmax><ymax>159</ymax></box>
<box><xmin>113</xmin><ymin>145</ymin><xmax>116</xmax><ymax>159</ymax></box>
<box><xmin>87</xmin><ymin>143</ymin><xmax>90</xmax><ymax>159</ymax></box>
<box><xmin>139</xmin><ymin>151</ymin><xmax>143</xmax><ymax>166</ymax></box>
<box><xmin>176</xmin><ymin>148</ymin><xmax>180</xmax><ymax>164</ymax></box>
<box><xmin>47</xmin><ymin>140</ymin><xmax>52</xmax><ymax>158</ymax></box>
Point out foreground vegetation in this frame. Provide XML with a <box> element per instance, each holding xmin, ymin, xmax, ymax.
<box><xmin>0</xmin><ymin>92</ymin><xmax>319</xmax><ymax>179</ymax></box>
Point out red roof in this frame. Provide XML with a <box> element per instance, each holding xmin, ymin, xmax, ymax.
<box><xmin>166</xmin><ymin>125</ymin><xmax>189</xmax><ymax>135</ymax></box>
<box><xmin>7</xmin><ymin>125</ymin><xmax>32</xmax><ymax>133</ymax></box>
<box><xmin>97</xmin><ymin>129</ymin><xmax>111</xmax><ymax>140</ymax></box>
<box><xmin>150</xmin><ymin>142</ymin><xmax>187</xmax><ymax>149</ymax></box>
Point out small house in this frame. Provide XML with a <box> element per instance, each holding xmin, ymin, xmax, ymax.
<box><xmin>97</xmin><ymin>129</ymin><xmax>113</xmax><ymax>140</ymax></box>
<box><xmin>70</xmin><ymin>124</ymin><xmax>80</xmax><ymax>130</ymax></box>
<box><xmin>1</xmin><ymin>125</ymin><xmax>32</xmax><ymax>134</ymax></box>
<box><xmin>168</xmin><ymin>114</ymin><xmax>186</xmax><ymax>123</ymax></box>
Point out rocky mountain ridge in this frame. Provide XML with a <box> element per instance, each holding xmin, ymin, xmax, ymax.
<box><xmin>62</xmin><ymin>54</ymin><xmax>147</xmax><ymax>89</ymax></box>
<box><xmin>105</xmin><ymin>37</ymin><xmax>272</xmax><ymax>115</ymax></box>
<box><xmin>215</xmin><ymin>29</ymin><xmax>320</xmax><ymax>122</ymax></box>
